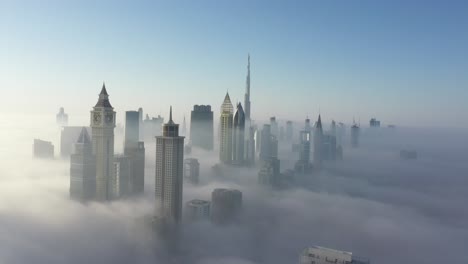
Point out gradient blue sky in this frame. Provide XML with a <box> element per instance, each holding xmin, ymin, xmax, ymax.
<box><xmin>1</xmin><ymin>0</ymin><xmax>467</xmax><ymax>127</ymax></box>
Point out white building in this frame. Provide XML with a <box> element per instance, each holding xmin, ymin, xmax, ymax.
<box><xmin>299</xmin><ymin>246</ymin><xmax>369</xmax><ymax>264</ymax></box>
<box><xmin>155</xmin><ymin>107</ymin><xmax>184</xmax><ymax>224</ymax></box>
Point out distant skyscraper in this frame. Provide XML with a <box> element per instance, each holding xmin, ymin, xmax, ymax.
<box><xmin>351</xmin><ymin>121</ymin><xmax>360</xmax><ymax>148</ymax></box>
<box><xmin>33</xmin><ymin>139</ymin><xmax>54</xmax><ymax>158</ymax></box>
<box><xmin>322</xmin><ymin>134</ymin><xmax>337</xmax><ymax>161</ymax></box>
<box><xmin>155</xmin><ymin>107</ymin><xmax>185</xmax><ymax>223</ymax></box>
<box><xmin>219</xmin><ymin>93</ymin><xmax>234</xmax><ymax>164</ymax></box>
<box><xmin>60</xmin><ymin>126</ymin><xmax>92</xmax><ymax>158</ymax></box>
<box><xmin>245</xmin><ymin>123</ymin><xmax>256</xmax><ymax>166</ymax></box>
<box><xmin>305</xmin><ymin>117</ymin><xmax>312</xmax><ymax>132</ymax></box>
<box><xmin>337</xmin><ymin>122</ymin><xmax>345</xmax><ymax>146</ymax></box>
<box><xmin>270</xmin><ymin>117</ymin><xmax>278</xmax><ymax>137</ymax></box>
<box><xmin>313</xmin><ymin>115</ymin><xmax>323</xmax><ymax>169</ymax></box>
<box><xmin>138</xmin><ymin>108</ymin><xmax>144</xmax><ymax>140</ymax></box>
<box><xmin>70</xmin><ymin>128</ymin><xmax>95</xmax><ymax>201</ymax></box>
<box><xmin>299</xmin><ymin>246</ymin><xmax>370</xmax><ymax>264</ymax></box>
<box><xmin>259</xmin><ymin>124</ymin><xmax>278</xmax><ymax>161</ymax></box>
<box><xmin>190</xmin><ymin>105</ymin><xmax>214</xmax><ymax>150</ymax></box>
<box><xmin>258</xmin><ymin>157</ymin><xmax>280</xmax><ymax>187</ymax></box>
<box><xmin>232</xmin><ymin>103</ymin><xmax>246</xmax><ymax>165</ymax></box>
<box><xmin>369</xmin><ymin>118</ymin><xmax>381</xmax><ymax>127</ymax></box>
<box><xmin>295</xmin><ymin>130</ymin><xmax>312</xmax><ymax>174</ymax></box>
<box><xmin>286</xmin><ymin>121</ymin><xmax>293</xmax><ymax>141</ymax></box>
<box><xmin>124</xmin><ymin>111</ymin><xmax>145</xmax><ymax>195</ymax></box>
<box><xmin>330</xmin><ymin>120</ymin><xmax>337</xmax><ymax>137</ymax></box>
<box><xmin>211</xmin><ymin>188</ymin><xmax>242</xmax><ymax>225</ymax></box>
<box><xmin>182</xmin><ymin>115</ymin><xmax>187</xmax><ymax>136</ymax></box>
<box><xmin>279</xmin><ymin>126</ymin><xmax>285</xmax><ymax>141</ymax></box>
<box><xmin>185</xmin><ymin>199</ymin><xmax>211</xmax><ymax>221</ymax></box>
<box><xmin>244</xmin><ymin>54</ymin><xmax>251</xmax><ymax>121</ymax></box>
<box><xmin>90</xmin><ymin>83</ymin><xmax>116</xmax><ymax>201</ymax></box>
<box><xmin>142</xmin><ymin>114</ymin><xmax>164</xmax><ymax>142</ymax></box>
<box><xmin>56</xmin><ymin>107</ymin><xmax>68</xmax><ymax>126</ymax></box>
<box><xmin>184</xmin><ymin>158</ymin><xmax>200</xmax><ymax>184</ymax></box>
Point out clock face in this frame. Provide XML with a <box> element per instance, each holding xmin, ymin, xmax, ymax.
<box><xmin>93</xmin><ymin>113</ymin><xmax>101</xmax><ymax>125</ymax></box>
<box><xmin>105</xmin><ymin>113</ymin><xmax>113</xmax><ymax>124</ymax></box>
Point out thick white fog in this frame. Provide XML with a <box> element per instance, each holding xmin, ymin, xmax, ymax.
<box><xmin>0</xmin><ymin>114</ymin><xmax>467</xmax><ymax>264</ymax></box>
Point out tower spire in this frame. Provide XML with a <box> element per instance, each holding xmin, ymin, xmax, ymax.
<box><xmin>244</xmin><ymin>54</ymin><xmax>251</xmax><ymax>120</ymax></box>
<box><xmin>169</xmin><ymin>106</ymin><xmax>173</xmax><ymax>122</ymax></box>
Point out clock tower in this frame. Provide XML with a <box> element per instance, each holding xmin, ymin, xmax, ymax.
<box><xmin>90</xmin><ymin>83</ymin><xmax>116</xmax><ymax>201</ymax></box>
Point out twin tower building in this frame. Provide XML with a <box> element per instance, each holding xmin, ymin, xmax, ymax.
<box><xmin>219</xmin><ymin>55</ymin><xmax>255</xmax><ymax>166</ymax></box>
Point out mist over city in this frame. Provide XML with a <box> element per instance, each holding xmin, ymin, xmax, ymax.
<box><xmin>1</xmin><ymin>1</ymin><xmax>468</xmax><ymax>264</ymax></box>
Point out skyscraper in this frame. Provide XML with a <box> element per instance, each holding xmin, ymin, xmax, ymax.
<box><xmin>244</xmin><ymin>54</ymin><xmax>251</xmax><ymax>121</ymax></box>
<box><xmin>60</xmin><ymin>126</ymin><xmax>92</xmax><ymax>158</ymax></box>
<box><xmin>286</xmin><ymin>121</ymin><xmax>293</xmax><ymax>141</ymax></box>
<box><xmin>219</xmin><ymin>93</ymin><xmax>233</xmax><ymax>164</ymax></box>
<box><xmin>185</xmin><ymin>199</ymin><xmax>211</xmax><ymax>222</ymax></box>
<box><xmin>245</xmin><ymin>123</ymin><xmax>256</xmax><ymax>166</ymax></box>
<box><xmin>258</xmin><ymin>157</ymin><xmax>280</xmax><ymax>187</ymax></box>
<box><xmin>190</xmin><ymin>105</ymin><xmax>214</xmax><ymax>150</ymax></box>
<box><xmin>259</xmin><ymin>124</ymin><xmax>278</xmax><ymax>161</ymax></box>
<box><xmin>232</xmin><ymin>103</ymin><xmax>245</xmax><ymax>165</ymax></box>
<box><xmin>295</xmin><ymin>130</ymin><xmax>312</xmax><ymax>174</ymax></box>
<box><xmin>270</xmin><ymin>117</ymin><xmax>278</xmax><ymax>137</ymax></box>
<box><xmin>70</xmin><ymin>128</ymin><xmax>96</xmax><ymax>201</ymax></box>
<box><xmin>305</xmin><ymin>117</ymin><xmax>312</xmax><ymax>132</ymax></box>
<box><xmin>155</xmin><ymin>107</ymin><xmax>185</xmax><ymax>224</ymax></box>
<box><xmin>351</xmin><ymin>121</ymin><xmax>360</xmax><ymax>148</ymax></box>
<box><xmin>313</xmin><ymin>114</ymin><xmax>323</xmax><ymax>169</ymax></box>
<box><xmin>56</xmin><ymin>107</ymin><xmax>68</xmax><ymax>126</ymax></box>
<box><xmin>211</xmin><ymin>188</ymin><xmax>242</xmax><ymax>225</ymax></box>
<box><xmin>90</xmin><ymin>83</ymin><xmax>116</xmax><ymax>201</ymax></box>
<box><xmin>184</xmin><ymin>158</ymin><xmax>200</xmax><ymax>184</ymax></box>
<box><xmin>33</xmin><ymin>139</ymin><xmax>54</xmax><ymax>158</ymax></box>
<box><xmin>124</xmin><ymin>111</ymin><xmax>145</xmax><ymax>195</ymax></box>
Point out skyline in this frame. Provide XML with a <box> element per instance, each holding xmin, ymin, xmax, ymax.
<box><xmin>1</xmin><ymin>1</ymin><xmax>468</xmax><ymax>127</ymax></box>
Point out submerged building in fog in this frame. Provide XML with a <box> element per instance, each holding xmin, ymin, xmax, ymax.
<box><xmin>270</xmin><ymin>117</ymin><xmax>278</xmax><ymax>138</ymax></box>
<box><xmin>369</xmin><ymin>118</ymin><xmax>380</xmax><ymax>128</ymax></box>
<box><xmin>184</xmin><ymin>158</ymin><xmax>200</xmax><ymax>184</ymax></box>
<box><xmin>190</xmin><ymin>105</ymin><xmax>214</xmax><ymax>150</ymax></box>
<box><xmin>245</xmin><ymin>123</ymin><xmax>256</xmax><ymax>166</ymax></box>
<box><xmin>110</xmin><ymin>155</ymin><xmax>131</xmax><ymax>199</ymax></box>
<box><xmin>143</xmin><ymin>114</ymin><xmax>164</xmax><ymax>141</ymax></box>
<box><xmin>351</xmin><ymin>121</ymin><xmax>360</xmax><ymax>148</ymax></box>
<box><xmin>313</xmin><ymin>115</ymin><xmax>323</xmax><ymax>169</ymax></box>
<box><xmin>259</xmin><ymin>124</ymin><xmax>278</xmax><ymax>162</ymax></box>
<box><xmin>211</xmin><ymin>188</ymin><xmax>242</xmax><ymax>225</ymax></box>
<box><xmin>91</xmin><ymin>83</ymin><xmax>116</xmax><ymax>201</ymax></box>
<box><xmin>219</xmin><ymin>93</ymin><xmax>234</xmax><ymax>164</ymax></box>
<box><xmin>286</xmin><ymin>120</ymin><xmax>293</xmax><ymax>141</ymax></box>
<box><xmin>299</xmin><ymin>246</ymin><xmax>370</xmax><ymax>264</ymax></box>
<box><xmin>258</xmin><ymin>157</ymin><xmax>280</xmax><ymax>187</ymax></box>
<box><xmin>232</xmin><ymin>103</ymin><xmax>245</xmax><ymax>165</ymax></box>
<box><xmin>155</xmin><ymin>107</ymin><xmax>185</xmax><ymax>224</ymax></box>
<box><xmin>70</xmin><ymin>128</ymin><xmax>96</xmax><ymax>201</ymax></box>
<box><xmin>244</xmin><ymin>54</ymin><xmax>251</xmax><ymax>121</ymax></box>
<box><xmin>33</xmin><ymin>139</ymin><xmax>54</xmax><ymax>158</ymax></box>
<box><xmin>295</xmin><ymin>130</ymin><xmax>312</xmax><ymax>174</ymax></box>
<box><xmin>56</xmin><ymin>107</ymin><xmax>68</xmax><ymax>126</ymax></box>
<box><xmin>185</xmin><ymin>199</ymin><xmax>210</xmax><ymax>221</ymax></box>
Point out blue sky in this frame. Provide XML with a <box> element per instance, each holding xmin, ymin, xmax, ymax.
<box><xmin>1</xmin><ymin>0</ymin><xmax>467</xmax><ymax>127</ymax></box>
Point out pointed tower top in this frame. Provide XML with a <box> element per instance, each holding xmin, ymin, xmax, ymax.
<box><xmin>316</xmin><ymin>114</ymin><xmax>322</xmax><ymax>129</ymax></box>
<box><xmin>77</xmin><ymin>127</ymin><xmax>91</xmax><ymax>144</ymax></box>
<box><xmin>95</xmin><ymin>82</ymin><xmax>112</xmax><ymax>108</ymax></box>
<box><xmin>221</xmin><ymin>92</ymin><xmax>234</xmax><ymax>113</ymax></box>
<box><xmin>168</xmin><ymin>106</ymin><xmax>174</xmax><ymax>124</ymax></box>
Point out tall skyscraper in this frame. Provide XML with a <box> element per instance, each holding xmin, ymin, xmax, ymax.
<box><xmin>313</xmin><ymin>114</ymin><xmax>323</xmax><ymax>169</ymax></box>
<box><xmin>295</xmin><ymin>130</ymin><xmax>312</xmax><ymax>174</ymax></box>
<box><xmin>232</xmin><ymin>103</ymin><xmax>246</xmax><ymax>165</ymax></box>
<box><xmin>190</xmin><ymin>105</ymin><xmax>214</xmax><ymax>150</ymax></box>
<box><xmin>351</xmin><ymin>121</ymin><xmax>360</xmax><ymax>148</ymax></box>
<box><xmin>244</xmin><ymin>54</ymin><xmax>251</xmax><ymax>121</ymax></box>
<box><xmin>184</xmin><ymin>158</ymin><xmax>200</xmax><ymax>184</ymax></box>
<box><xmin>182</xmin><ymin>115</ymin><xmax>187</xmax><ymax>137</ymax></box>
<box><xmin>270</xmin><ymin>117</ymin><xmax>278</xmax><ymax>137</ymax></box>
<box><xmin>211</xmin><ymin>188</ymin><xmax>242</xmax><ymax>225</ymax></box>
<box><xmin>90</xmin><ymin>83</ymin><xmax>116</xmax><ymax>201</ymax></box>
<box><xmin>56</xmin><ymin>107</ymin><xmax>68</xmax><ymax>126</ymax></box>
<box><xmin>286</xmin><ymin>121</ymin><xmax>293</xmax><ymax>141</ymax></box>
<box><xmin>70</xmin><ymin>128</ymin><xmax>96</xmax><ymax>201</ymax></box>
<box><xmin>60</xmin><ymin>126</ymin><xmax>92</xmax><ymax>158</ymax></box>
<box><xmin>155</xmin><ymin>107</ymin><xmax>185</xmax><ymax>223</ymax></box>
<box><xmin>245</xmin><ymin>123</ymin><xmax>256</xmax><ymax>166</ymax></box>
<box><xmin>219</xmin><ymin>93</ymin><xmax>234</xmax><ymax>164</ymax></box>
<box><xmin>259</xmin><ymin>124</ymin><xmax>278</xmax><ymax>161</ymax></box>
<box><xmin>258</xmin><ymin>157</ymin><xmax>280</xmax><ymax>187</ymax></box>
<box><xmin>124</xmin><ymin>111</ymin><xmax>145</xmax><ymax>195</ymax></box>
<box><xmin>110</xmin><ymin>154</ymin><xmax>131</xmax><ymax>199</ymax></box>
<box><xmin>305</xmin><ymin>117</ymin><xmax>312</xmax><ymax>132</ymax></box>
